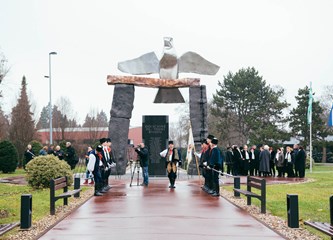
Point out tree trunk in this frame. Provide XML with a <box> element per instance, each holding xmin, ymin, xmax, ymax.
<box><xmin>322</xmin><ymin>146</ymin><xmax>327</xmax><ymax>163</ymax></box>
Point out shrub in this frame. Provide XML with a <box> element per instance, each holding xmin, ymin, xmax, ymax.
<box><xmin>0</xmin><ymin>140</ymin><xmax>19</xmax><ymax>173</ymax></box>
<box><xmin>25</xmin><ymin>154</ymin><xmax>73</xmax><ymax>189</ymax></box>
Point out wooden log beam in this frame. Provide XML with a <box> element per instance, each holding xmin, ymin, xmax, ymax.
<box><xmin>107</xmin><ymin>75</ymin><xmax>200</xmax><ymax>88</ymax></box>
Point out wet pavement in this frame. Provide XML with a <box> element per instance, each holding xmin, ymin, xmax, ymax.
<box><xmin>39</xmin><ymin>171</ymin><xmax>284</xmax><ymax>240</ymax></box>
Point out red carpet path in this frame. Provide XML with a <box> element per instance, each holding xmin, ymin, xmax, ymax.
<box><xmin>38</xmin><ymin>172</ymin><xmax>286</xmax><ymax>240</ymax></box>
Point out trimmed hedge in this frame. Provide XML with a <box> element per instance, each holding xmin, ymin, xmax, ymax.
<box><xmin>25</xmin><ymin>154</ymin><xmax>73</xmax><ymax>189</ymax></box>
<box><xmin>0</xmin><ymin>140</ymin><xmax>19</xmax><ymax>173</ymax></box>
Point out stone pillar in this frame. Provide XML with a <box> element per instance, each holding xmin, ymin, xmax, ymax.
<box><xmin>109</xmin><ymin>84</ymin><xmax>135</xmax><ymax>175</ymax></box>
<box><xmin>188</xmin><ymin>85</ymin><xmax>208</xmax><ymax>175</ymax></box>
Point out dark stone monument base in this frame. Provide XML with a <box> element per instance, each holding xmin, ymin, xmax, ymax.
<box><xmin>188</xmin><ymin>85</ymin><xmax>208</xmax><ymax>175</ymax></box>
<box><xmin>109</xmin><ymin>84</ymin><xmax>134</xmax><ymax>175</ymax></box>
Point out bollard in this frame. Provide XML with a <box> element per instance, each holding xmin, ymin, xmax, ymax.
<box><xmin>74</xmin><ymin>177</ymin><xmax>80</xmax><ymax>198</ymax></box>
<box><xmin>20</xmin><ymin>194</ymin><xmax>32</xmax><ymax>230</ymax></box>
<box><xmin>287</xmin><ymin>194</ymin><xmax>299</xmax><ymax>228</ymax></box>
<box><xmin>330</xmin><ymin>195</ymin><xmax>333</xmax><ymax>226</ymax></box>
<box><xmin>234</xmin><ymin>177</ymin><xmax>240</xmax><ymax>197</ymax></box>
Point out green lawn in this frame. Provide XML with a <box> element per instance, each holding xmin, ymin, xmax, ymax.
<box><xmin>223</xmin><ymin>164</ymin><xmax>333</xmax><ymax>239</ymax></box>
<box><xmin>0</xmin><ymin>169</ymin><xmax>89</xmax><ymax>225</ymax></box>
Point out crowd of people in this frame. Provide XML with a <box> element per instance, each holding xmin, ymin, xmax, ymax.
<box><xmin>23</xmin><ymin>135</ymin><xmax>307</xmax><ymax>198</ymax></box>
<box><xmin>24</xmin><ymin>142</ymin><xmax>78</xmax><ymax>169</ymax></box>
<box><xmin>224</xmin><ymin>143</ymin><xmax>307</xmax><ymax>178</ymax></box>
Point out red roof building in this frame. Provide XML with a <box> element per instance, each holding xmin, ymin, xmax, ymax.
<box><xmin>36</xmin><ymin>126</ymin><xmax>142</xmax><ymax>146</ymax></box>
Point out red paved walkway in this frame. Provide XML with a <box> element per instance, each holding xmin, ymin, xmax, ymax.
<box><xmin>39</xmin><ymin>175</ymin><xmax>284</xmax><ymax>240</ymax></box>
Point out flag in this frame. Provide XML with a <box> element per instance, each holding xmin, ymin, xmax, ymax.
<box><xmin>307</xmin><ymin>82</ymin><xmax>313</xmax><ymax>125</ymax></box>
<box><xmin>186</xmin><ymin>126</ymin><xmax>194</xmax><ymax>169</ymax></box>
<box><xmin>329</xmin><ymin>102</ymin><xmax>333</xmax><ymax>127</ymax></box>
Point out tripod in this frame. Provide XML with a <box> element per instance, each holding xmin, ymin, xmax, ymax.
<box><xmin>130</xmin><ymin>160</ymin><xmax>141</xmax><ymax>187</ymax></box>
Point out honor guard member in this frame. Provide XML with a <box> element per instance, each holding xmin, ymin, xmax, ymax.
<box><xmin>87</xmin><ymin>145</ymin><xmax>104</xmax><ymax>196</ymax></box>
<box><xmin>197</xmin><ymin>139</ymin><xmax>209</xmax><ymax>192</ymax></box>
<box><xmin>204</xmin><ymin>134</ymin><xmax>214</xmax><ymax>194</ymax></box>
<box><xmin>209</xmin><ymin>138</ymin><xmax>222</xmax><ymax>197</ymax></box>
<box><xmin>99</xmin><ymin>138</ymin><xmax>110</xmax><ymax>192</ymax></box>
<box><xmin>165</xmin><ymin>140</ymin><xmax>179</xmax><ymax>188</ymax></box>
<box><xmin>106</xmin><ymin>138</ymin><xmax>116</xmax><ymax>185</ymax></box>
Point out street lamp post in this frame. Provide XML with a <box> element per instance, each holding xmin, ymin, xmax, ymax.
<box><xmin>48</xmin><ymin>52</ymin><xmax>57</xmax><ymax>145</ymax></box>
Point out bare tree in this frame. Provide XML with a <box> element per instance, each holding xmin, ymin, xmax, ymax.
<box><xmin>82</xmin><ymin>108</ymin><xmax>108</xmax><ymax>143</ymax></box>
<box><xmin>169</xmin><ymin>102</ymin><xmax>190</xmax><ymax>148</ymax></box>
<box><xmin>0</xmin><ymin>107</ymin><xmax>9</xmax><ymax>140</ymax></box>
<box><xmin>0</xmin><ymin>50</ymin><xmax>9</xmax><ymax>98</ymax></box>
<box><xmin>53</xmin><ymin>97</ymin><xmax>79</xmax><ymax>141</ymax></box>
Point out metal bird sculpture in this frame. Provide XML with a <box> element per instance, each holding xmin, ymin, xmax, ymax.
<box><xmin>118</xmin><ymin>37</ymin><xmax>220</xmax><ymax>103</ymax></box>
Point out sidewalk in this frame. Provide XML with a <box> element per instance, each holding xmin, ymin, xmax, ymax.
<box><xmin>39</xmin><ymin>170</ymin><xmax>284</xmax><ymax>240</ymax></box>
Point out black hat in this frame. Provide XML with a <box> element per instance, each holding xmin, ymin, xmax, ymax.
<box><xmin>168</xmin><ymin>140</ymin><xmax>174</xmax><ymax>145</ymax></box>
<box><xmin>96</xmin><ymin>145</ymin><xmax>103</xmax><ymax>152</ymax></box>
<box><xmin>207</xmin><ymin>134</ymin><xmax>215</xmax><ymax>140</ymax></box>
<box><xmin>201</xmin><ymin>138</ymin><xmax>208</xmax><ymax>144</ymax></box>
<box><xmin>99</xmin><ymin>138</ymin><xmax>107</xmax><ymax>144</ymax></box>
<box><xmin>106</xmin><ymin>138</ymin><xmax>111</xmax><ymax>142</ymax></box>
<box><xmin>211</xmin><ymin>138</ymin><xmax>218</xmax><ymax>145</ymax></box>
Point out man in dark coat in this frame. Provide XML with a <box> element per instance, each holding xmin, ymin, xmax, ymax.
<box><xmin>225</xmin><ymin>147</ymin><xmax>234</xmax><ymax>175</ymax></box>
<box><xmin>241</xmin><ymin>145</ymin><xmax>251</xmax><ymax>176</ymax></box>
<box><xmin>65</xmin><ymin>142</ymin><xmax>77</xmax><ymax>170</ymax></box>
<box><xmin>24</xmin><ymin>144</ymin><xmax>35</xmax><ymax>169</ymax></box>
<box><xmin>135</xmin><ymin>142</ymin><xmax>149</xmax><ymax>186</ymax></box>
<box><xmin>294</xmin><ymin>145</ymin><xmax>306</xmax><ymax>178</ymax></box>
<box><xmin>232</xmin><ymin>145</ymin><xmax>242</xmax><ymax>176</ymax></box>
<box><xmin>208</xmin><ymin>138</ymin><xmax>222</xmax><ymax>197</ymax></box>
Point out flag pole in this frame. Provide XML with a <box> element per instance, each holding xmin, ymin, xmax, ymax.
<box><xmin>308</xmin><ymin>82</ymin><xmax>313</xmax><ymax>173</ymax></box>
<box><xmin>192</xmin><ymin>140</ymin><xmax>202</xmax><ymax>185</ymax></box>
<box><xmin>310</xmin><ymin>119</ymin><xmax>312</xmax><ymax>173</ymax></box>
<box><xmin>188</xmin><ymin>123</ymin><xmax>202</xmax><ymax>185</ymax></box>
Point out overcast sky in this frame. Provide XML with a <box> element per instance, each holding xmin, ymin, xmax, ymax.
<box><xmin>1</xmin><ymin>0</ymin><xmax>332</xmax><ymax>127</ymax></box>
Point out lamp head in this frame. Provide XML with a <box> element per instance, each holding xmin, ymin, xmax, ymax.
<box><xmin>49</xmin><ymin>52</ymin><xmax>57</xmax><ymax>55</ymax></box>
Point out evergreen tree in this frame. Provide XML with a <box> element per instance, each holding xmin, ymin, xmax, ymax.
<box><xmin>8</xmin><ymin>76</ymin><xmax>35</xmax><ymax>165</ymax></box>
<box><xmin>212</xmin><ymin>67</ymin><xmax>290</xmax><ymax>145</ymax></box>
<box><xmin>96</xmin><ymin>110</ymin><xmax>108</xmax><ymax>127</ymax></box>
<box><xmin>36</xmin><ymin>105</ymin><xmax>50</xmax><ymax>129</ymax></box>
<box><xmin>0</xmin><ymin>140</ymin><xmax>19</xmax><ymax>173</ymax></box>
<box><xmin>289</xmin><ymin>86</ymin><xmax>327</xmax><ymax>148</ymax></box>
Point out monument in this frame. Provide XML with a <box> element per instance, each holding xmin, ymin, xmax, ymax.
<box><xmin>107</xmin><ymin>37</ymin><xmax>219</xmax><ymax>175</ymax></box>
<box><xmin>142</xmin><ymin>115</ymin><xmax>169</xmax><ymax>176</ymax></box>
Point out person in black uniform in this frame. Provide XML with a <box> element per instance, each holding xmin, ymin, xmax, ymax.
<box><xmin>225</xmin><ymin>147</ymin><xmax>234</xmax><ymax>175</ymax></box>
<box><xmin>197</xmin><ymin>139</ymin><xmax>209</xmax><ymax>191</ymax></box>
<box><xmin>208</xmin><ymin>138</ymin><xmax>222</xmax><ymax>197</ymax></box>
<box><xmin>204</xmin><ymin>134</ymin><xmax>215</xmax><ymax>194</ymax></box>
<box><xmin>99</xmin><ymin>138</ymin><xmax>110</xmax><ymax>192</ymax></box>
